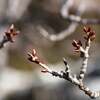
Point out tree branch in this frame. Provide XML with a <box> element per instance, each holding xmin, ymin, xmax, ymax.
<box><xmin>28</xmin><ymin>26</ymin><xmax>100</xmax><ymax>99</ymax></box>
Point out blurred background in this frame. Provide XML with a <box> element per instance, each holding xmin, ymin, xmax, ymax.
<box><xmin>0</xmin><ymin>0</ymin><xmax>100</xmax><ymax>100</ymax></box>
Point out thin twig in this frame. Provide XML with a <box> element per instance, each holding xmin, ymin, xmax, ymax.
<box><xmin>67</xmin><ymin>15</ymin><xmax>100</xmax><ymax>24</ymax></box>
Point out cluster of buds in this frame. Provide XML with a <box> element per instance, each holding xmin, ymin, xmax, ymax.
<box><xmin>28</xmin><ymin>49</ymin><xmax>40</xmax><ymax>64</ymax></box>
<box><xmin>72</xmin><ymin>26</ymin><xmax>96</xmax><ymax>54</ymax></box>
<box><xmin>28</xmin><ymin>49</ymin><xmax>52</xmax><ymax>73</ymax></box>
<box><xmin>5</xmin><ymin>24</ymin><xmax>20</xmax><ymax>42</ymax></box>
<box><xmin>83</xmin><ymin>26</ymin><xmax>96</xmax><ymax>41</ymax></box>
<box><xmin>0</xmin><ymin>24</ymin><xmax>20</xmax><ymax>48</ymax></box>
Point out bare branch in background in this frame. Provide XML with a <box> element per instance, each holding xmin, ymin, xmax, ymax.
<box><xmin>37</xmin><ymin>0</ymin><xmax>100</xmax><ymax>42</ymax></box>
<box><xmin>61</xmin><ymin>0</ymin><xmax>100</xmax><ymax>24</ymax></box>
<box><xmin>66</xmin><ymin>15</ymin><xmax>100</xmax><ymax>24</ymax></box>
<box><xmin>0</xmin><ymin>24</ymin><xmax>19</xmax><ymax>49</ymax></box>
<box><xmin>37</xmin><ymin>0</ymin><xmax>80</xmax><ymax>42</ymax></box>
<box><xmin>28</xmin><ymin>26</ymin><xmax>100</xmax><ymax>99</ymax></box>
<box><xmin>37</xmin><ymin>23</ymin><xmax>78</xmax><ymax>42</ymax></box>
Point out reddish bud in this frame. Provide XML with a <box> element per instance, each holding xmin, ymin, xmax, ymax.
<box><xmin>32</xmin><ymin>49</ymin><xmax>36</xmax><ymax>56</ymax></box>
<box><xmin>72</xmin><ymin>40</ymin><xmax>82</xmax><ymax>52</ymax></box>
<box><xmin>83</xmin><ymin>26</ymin><xmax>91</xmax><ymax>33</ymax></box>
<box><xmin>5</xmin><ymin>24</ymin><xmax>20</xmax><ymax>42</ymax></box>
<box><xmin>28</xmin><ymin>49</ymin><xmax>40</xmax><ymax>64</ymax></box>
<box><xmin>83</xmin><ymin>26</ymin><xmax>95</xmax><ymax>41</ymax></box>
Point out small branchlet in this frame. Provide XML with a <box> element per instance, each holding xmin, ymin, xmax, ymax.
<box><xmin>28</xmin><ymin>49</ymin><xmax>40</xmax><ymax>64</ymax></box>
<box><xmin>28</xmin><ymin>27</ymin><xmax>100</xmax><ymax>99</ymax></box>
<box><xmin>78</xmin><ymin>26</ymin><xmax>96</xmax><ymax>82</ymax></box>
<box><xmin>0</xmin><ymin>24</ymin><xmax>19</xmax><ymax>49</ymax></box>
<box><xmin>28</xmin><ymin>49</ymin><xmax>52</xmax><ymax>73</ymax></box>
